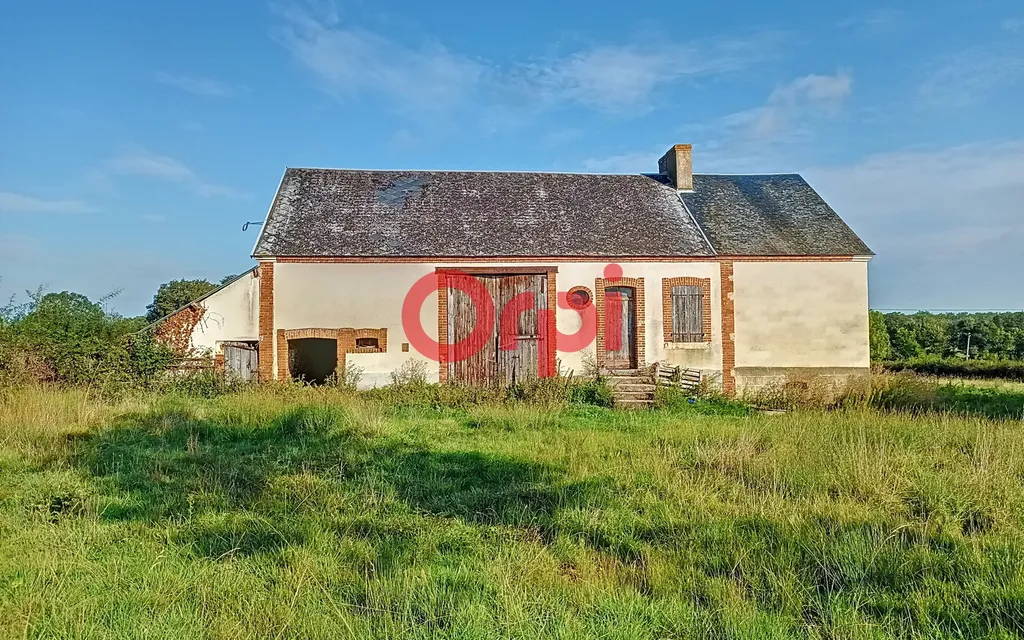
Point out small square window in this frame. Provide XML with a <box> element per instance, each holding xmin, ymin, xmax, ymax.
<box><xmin>355</xmin><ymin>337</ymin><xmax>379</xmax><ymax>349</ymax></box>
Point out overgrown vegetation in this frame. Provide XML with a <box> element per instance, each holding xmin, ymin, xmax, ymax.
<box><xmin>0</xmin><ymin>290</ymin><xmax>175</xmax><ymax>390</ymax></box>
<box><xmin>882</xmin><ymin>358</ymin><xmax>1024</xmax><ymax>382</ymax></box>
<box><xmin>2</xmin><ymin>384</ymin><xmax>1024</xmax><ymax>638</ymax></box>
<box><xmin>145</xmin><ymin>278</ymin><xmax>221</xmax><ymax>321</ymax></box>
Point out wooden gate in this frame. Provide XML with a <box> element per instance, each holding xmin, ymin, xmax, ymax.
<box><xmin>222</xmin><ymin>342</ymin><xmax>258</xmax><ymax>381</ymax></box>
<box><xmin>603</xmin><ymin>286</ymin><xmax>637</xmax><ymax>369</ymax></box>
<box><xmin>447</xmin><ymin>273</ymin><xmax>547</xmax><ymax>386</ymax></box>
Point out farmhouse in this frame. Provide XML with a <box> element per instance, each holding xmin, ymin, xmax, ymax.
<box><xmin>157</xmin><ymin>144</ymin><xmax>873</xmax><ymax>393</ymax></box>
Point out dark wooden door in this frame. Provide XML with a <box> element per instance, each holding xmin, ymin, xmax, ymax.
<box><xmin>604</xmin><ymin>286</ymin><xmax>637</xmax><ymax>369</ymax></box>
<box><xmin>447</xmin><ymin>273</ymin><xmax>546</xmax><ymax>386</ymax></box>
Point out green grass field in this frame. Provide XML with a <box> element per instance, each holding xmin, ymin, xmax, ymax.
<box><xmin>2</xmin><ymin>384</ymin><xmax>1024</xmax><ymax>639</ymax></box>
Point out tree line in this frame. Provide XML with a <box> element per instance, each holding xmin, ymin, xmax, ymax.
<box><xmin>870</xmin><ymin>310</ymin><xmax>1024</xmax><ymax>362</ymax></box>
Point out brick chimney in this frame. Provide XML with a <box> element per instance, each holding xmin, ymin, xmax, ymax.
<box><xmin>658</xmin><ymin>144</ymin><xmax>693</xmax><ymax>191</ymax></box>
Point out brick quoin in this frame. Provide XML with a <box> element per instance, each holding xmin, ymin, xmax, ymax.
<box><xmin>257</xmin><ymin>261</ymin><xmax>275</xmax><ymax>381</ymax></box>
<box><xmin>437</xmin><ymin>271</ymin><xmax>449</xmax><ymax>383</ymax></box>
<box><xmin>546</xmin><ymin>270</ymin><xmax>557</xmax><ymax>377</ymax></box>
<box><xmin>719</xmin><ymin>261</ymin><xmax>736</xmax><ymax>394</ymax></box>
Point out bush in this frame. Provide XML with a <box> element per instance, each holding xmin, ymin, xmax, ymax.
<box><xmin>566</xmin><ymin>378</ymin><xmax>614</xmax><ymax>408</ymax></box>
<box><xmin>0</xmin><ymin>290</ymin><xmax>177</xmax><ymax>391</ymax></box>
<box><xmin>883</xmin><ymin>358</ymin><xmax>1024</xmax><ymax>381</ymax></box>
<box><xmin>655</xmin><ymin>385</ymin><xmax>750</xmax><ymax>415</ymax></box>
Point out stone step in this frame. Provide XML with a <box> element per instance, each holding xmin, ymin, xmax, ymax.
<box><xmin>609</xmin><ymin>383</ymin><xmax>657</xmax><ymax>392</ymax></box>
<box><xmin>613</xmin><ymin>387</ymin><xmax>655</xmax><ymax>395</ymax></box>
<box><xmin>607</xmin><ymin>376</ymin><xmax>655</xmax><ymax>384</ymax></box>
<box><xmin>614</xmin><ymin>398</ymin><xmax>655</xmax><ymax>409</ymax></box>
<box><xmin>613</xmin><ymin>391</ymin><xmax>656</xmax><ymax>400</ymax></box>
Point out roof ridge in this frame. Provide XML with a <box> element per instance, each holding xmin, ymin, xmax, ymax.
<box><xmin>286</xmin><ymin>167</ymin><xmax>655</xmax><ymax>177</ymax></box>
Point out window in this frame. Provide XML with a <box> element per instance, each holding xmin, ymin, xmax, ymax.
<box><xmin>566</xmin><ymin>286</ymin><xmax>592</xmax><ymax>310</ymax></box>
<box><xmin>355</xmin><ymin>337</ymin><xmax>379</xmax><ymax>349</ymax></box>
<box><xmin>670</xmin><ymin>284</ymin><xmax>705</xmax><ymax>342</ymax></box>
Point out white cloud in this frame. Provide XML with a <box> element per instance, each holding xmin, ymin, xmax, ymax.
<box><xmin>156</xmin><ymin>72</ymin><xmax>246</xmax><ymax>98</ymax></box>
<box><xmin>919</xmin><ymin>47</ymin><xmax>1024</xmax><ymax>109</ymax></box>
<box><xmin>0</xmin><ymin>191</ymin><xmax>95</xmax><ymax>215</ymax></box>
<box><xmin>726</xmin><ymin>71</ymin><xmax>853</xmax><ymax>139</ymax></box>
<box><xmin>808</xmin><ymin>140</ymin><xmax>1024</xmax><ymax>224</ymax></box>
<box><xmin>95</xmin><ymin>147</ymin><xmax>248</xmax><ymax>199</ymax></box>
<box><xmin>275</xmin><ymin>7</ymin><xmax>484</xmax><ymax>110</ymax></box>
<box><xmin>1003</xmin><ymin>18</ymin><xmax>1024</xmax><ymax>32</ymax></box>
<box><xmin>838</xmin><ymin>9</ymin><xmax>904</xmax><ymax>35</ymax></box>
<box><xmin>807</xmin><ymin>141</ymin><xmax>1024</xmax><ymax>307</ymax></box>
<box><xmin>514</xmin><ymin>35</ymin><xmax>777</xmax><ymax>111</ymax></box>
<box><xmin>577</xmin><ymin>72</ymin><xmax>853</xmax><ymax>175</ymax></box>
<box><xmin>274</xmin><ymin>4</ymin><xmax>778</xmax><ymax>113</ymax></box>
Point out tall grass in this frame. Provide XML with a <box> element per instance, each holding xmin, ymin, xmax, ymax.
<box><xmin>1</xmin><ymin>385</ymin><xmax>1024</xmax><ymax>638</ymax></box>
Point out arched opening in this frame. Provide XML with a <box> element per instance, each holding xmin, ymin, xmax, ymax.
<box><xmin>287</xmin><ymin>338</ymin><xmax>337</xmax><ymax>385</ymax></box>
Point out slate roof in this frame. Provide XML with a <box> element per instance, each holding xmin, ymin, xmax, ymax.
<box><xmin>680</xmin><ymin>174</ymin><xmax>872</xmax><ymax>256</ymax></box>
<box><xmin>252</xmin><ymin>168</ymin><xmax>871</xmax><ymax>258</ymax></box>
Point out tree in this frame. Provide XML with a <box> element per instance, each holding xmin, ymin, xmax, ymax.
<box><xmin>869</xmin><ymin>310</ymin><xmax>892</xmax><ymax>361</ymax></box>
<box><xmin>891</xmin><ymin>326</ymin><xmax>925</xmax><ymax>360</ymax></box>
<box><xmin>146</xmin><ymin>279</ymin><xmax>217</xmax><ymax>321</ymax></box>
<box><xmin>911</xmin><ymin>313</ymin><xmax>949</xmax><ymax>356</ymax></box>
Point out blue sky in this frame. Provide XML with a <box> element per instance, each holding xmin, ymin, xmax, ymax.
<box><xmin>2</xmin><ymin>0</ymin><xmax>1022</xmax><ymax>314</ymax></box>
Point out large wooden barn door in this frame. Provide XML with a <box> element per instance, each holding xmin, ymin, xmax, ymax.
<box><xmin>496</xmin><ymin>274</ymin><xmax>545</xmax><ymax>385</ymax></box>
<box><xmin>447</xmin><ymin>277</ymin><xmax>498</xmax><ymax>386</ymax></box>
<box><xmin>604</xmin><ymin>286</ymin><xmax>637</xmax><ymax>369</ymax></box>
<box><xmin>447</xmin><ymin>273</ymin><xmax>547</xmax><ymax>386</ymax></box>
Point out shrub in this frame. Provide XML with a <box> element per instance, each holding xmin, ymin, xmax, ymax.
<box><xmin>566</xmin><ymin>378</ymin><xmax>613</xmax><ymax>408</ymax></box>
<box><xmin>883</xmin><ymin>358</ymin><xmax>1024</xmax><ymax>381</ymax></box>
<box><xmin>655</xmin><ymin>385</ymin><xmax>750</xmax><ymax>415</ymax></box>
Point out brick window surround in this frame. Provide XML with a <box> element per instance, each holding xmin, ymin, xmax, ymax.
<box><xmin>662</xmin><ymin>277</ymin><xmax>712</xmax><ymax>344</ymax></box>
<box><xmin>276</xmin><ymin>327</ymin><xmax>387</xmax><ymax>380</ymax></box>
<box><xmin>566</xmin><ymin>286</ymin><xmax>593</xmax><ymax>310</ymax></box>
<box><xmin>595</xmin><ymin>276</ymin><xmax>645</xmax><ymax>370</ymax></box>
